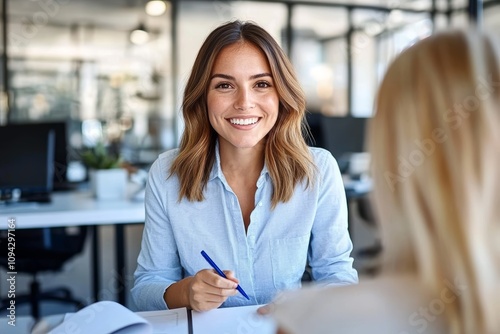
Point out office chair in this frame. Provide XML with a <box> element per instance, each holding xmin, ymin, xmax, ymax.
<box><xmin>0</xmin><ymin>226</ymin><xmax>88</xmax><ymax>319</ymax></box>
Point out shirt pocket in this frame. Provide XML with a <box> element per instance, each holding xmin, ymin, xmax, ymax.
<box><xmin>270</xmin><ymin>234</ymin><xmax>310</xmax><ymax>290</ymax></box>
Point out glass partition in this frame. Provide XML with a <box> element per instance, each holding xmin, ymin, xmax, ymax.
<box><xmin>484</xmin><ymin>2</ymin><xmax>500</xmax><ymax>31</ymax></box>
<box><xmin>292</xmin><ymin>5</ymin><xmax>348</xmax><ymax>115</ymax></box>
<box><xmin>1</xmin><ymin>0</ymin><xmax>491</xmax><ymax>167</ymax></box>
<box><xmin>6</xmin><ymin>0</ymin><xmax>172</xmax><ymax>166</ymax></box>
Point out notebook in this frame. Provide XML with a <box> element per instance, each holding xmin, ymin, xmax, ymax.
<box><xmin>47</xmin><ymin>301</ymin><xmax>276</xmax><ymax>334</ymax></box>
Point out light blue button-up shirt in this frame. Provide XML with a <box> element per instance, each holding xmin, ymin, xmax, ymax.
<box><xmin>132</xmin><ymin>146</ymin><xmax>358</xmax><ymax>311</ymax></box>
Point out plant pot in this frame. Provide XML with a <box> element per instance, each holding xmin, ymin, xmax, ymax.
<box><xmin>89</xmin><ymin>168</ymin><xmax>127</xmax><ymax>200</ymax></box>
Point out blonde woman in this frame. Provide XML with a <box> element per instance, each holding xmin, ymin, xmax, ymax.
<box><xmin>271</xmin><ymin>29</ymin><xmax>500</xmax><ymax>334</ymax></box>
<box><xmin>131</xmin><ymin>20</ymin><xmax>358</xmax><ymax>312</ymax></box>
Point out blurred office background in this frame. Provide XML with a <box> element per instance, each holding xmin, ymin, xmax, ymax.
<box><xmin>1</xmin><ymin>0</ymin><xmax>499</xmax><ymax>317</ymax></box>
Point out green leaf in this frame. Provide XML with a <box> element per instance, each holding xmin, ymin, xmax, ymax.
<box><xmin>81</xmin><ymin>142</ymin><xmax>122</xmax><ymax>169</ymax></box>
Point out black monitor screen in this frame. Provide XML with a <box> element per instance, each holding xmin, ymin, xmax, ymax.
<box><xmin>307</xmin><ymin>115</ymin><xmax>367</xmax><ymax>173</ymax></box>
<box><xmin>4</xmin><ymin>121</ymin><xmax>68</xmax><ymax>189</ymax></box>
<box><xmin>0</xmin><ymin>127</ymin><xmax>55</xmax><ymax>199</ymax></box>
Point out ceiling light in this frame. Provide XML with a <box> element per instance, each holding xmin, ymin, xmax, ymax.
<box><xmin>364</xmin><ymin>20</ymin><xmax>384</xmax><ymax>36</ymax></box>
<box><xmin>389</xmin><ymin>9</ymin><xmax>404</xmax><ymax>24</ymax></box>
<box><xmin>130</xmin><ymin>23</ymin><xmax>149</xmax><ymax>45</ymax></box>
<box><xmin>145</xmin><ymin>1</ymin><xmax>167</xmax><ymax>16</ymax></box>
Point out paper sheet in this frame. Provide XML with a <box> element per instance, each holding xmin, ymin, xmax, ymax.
<box><xmin>49</xmin><ymin>301</ymin><xmax>152</xmax><ymax>334</ymax></box>
<box><xmin>137</xmin><ymin>308</ymin><xmax>189</xmax><ymax>334</ymax></box>
<box><xmin>192</xmin><ymin>304</ymin><xmax>277</xmax><ymax>334</ymax></box>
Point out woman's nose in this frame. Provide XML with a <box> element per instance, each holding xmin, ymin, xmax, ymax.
<box><xmin>233</xmin><ymin>88</ymin><xmax>255</xmax><ymax>111</ymax></box>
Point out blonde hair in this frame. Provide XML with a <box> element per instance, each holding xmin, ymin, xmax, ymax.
<box><xmin>369</xmin><ymin>30</ymin><xmax>500</xmax><ymax>333</ymax></box>
<box><xmin>170</xmin><ymin>20</ymin><xmax>314</xmax><ymax>208</ymax></box>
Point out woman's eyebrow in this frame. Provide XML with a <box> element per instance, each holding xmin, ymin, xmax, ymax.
<box><xmin>210</xmin><ymin>73</ymin><xmax>272</xmax><ymax>81</ymax></box>
<box><xmin>249</xmin><ymin>73</ymin><xmax>272</xmax><ymax>80</ymax></box>
<box><xmin>210</xmin><ymin>73</ymin><xmax>234</xmax><ymax>81</ymax></box>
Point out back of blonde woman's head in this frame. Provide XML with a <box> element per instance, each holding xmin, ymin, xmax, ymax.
<box><xmin>369</xmin><ymin>29</ymin><xmax>500</xmax><ymax>333</ymax></box>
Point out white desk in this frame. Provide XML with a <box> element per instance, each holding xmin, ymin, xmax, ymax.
<box><xmin>0</xmin><ymin>191</ymin><xmax>144</xmax><ymax>228</ymax></box>
<box><xmin>0</xmin><ymin>191</ymin><xmax>145</xmax><ymax>305</ymax></box>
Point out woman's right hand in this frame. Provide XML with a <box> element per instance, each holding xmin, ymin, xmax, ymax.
<box><xmin>188</xmin><ymin>269</ymin><xmax>239</xmax><ymax>311</ymax></box>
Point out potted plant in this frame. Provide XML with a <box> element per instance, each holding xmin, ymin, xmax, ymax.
<box><xmin>81</xmin><ymin>142</ymin><xmax>127</xmax><ymax>200</ymax></box>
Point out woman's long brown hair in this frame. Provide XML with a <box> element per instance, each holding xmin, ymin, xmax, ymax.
<box><xmin>170</xmin><ymin>20</ymin><xmax>315</xmax><ymax>208</ymax></box>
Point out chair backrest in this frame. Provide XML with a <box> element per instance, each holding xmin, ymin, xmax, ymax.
<box><xmin>0</xmin><ymin>226</ymin><xmax>87</xmax><ymax>274</ymax></box>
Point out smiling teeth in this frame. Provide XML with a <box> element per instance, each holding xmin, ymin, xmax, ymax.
<box><xmin>230</xmin><ymin>118</ymin><xmax>258</xmax><ymax>125</ymax></box>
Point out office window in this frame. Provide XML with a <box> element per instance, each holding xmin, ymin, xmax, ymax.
<box><xmin>291</xmin><ymin>5</ymin><xmax>348</xmax><ymax>116</ymax></box>
<box><xmin>322</xmin><ymin>38</ymin><xmax>348</xmax><ymax>116</ymax></box>
<box><xmin>1</xmin><ymin>0</ymin><xmax>490</xmax><ymax>162</ymax></box>
<box><xmin>6</xmin><ymin>0</ymin><xmax>173</xmax><ymax>165</ymax></box>
<box><xmin>484</xmin><ymin>3</ymin><xmax>500</xmax><ymax>31</ymax></box>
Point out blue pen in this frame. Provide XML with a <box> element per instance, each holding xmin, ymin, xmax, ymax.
<box><xmin>200</xmin><ymin>250</ymin><xmax>250</xmax><ymax>300</ymax></box>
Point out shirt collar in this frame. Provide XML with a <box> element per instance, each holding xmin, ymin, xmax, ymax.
<box><xmin>208</xmin><ymin>139</ymin><xmax>270</xmax><ymax>184</ymax></box>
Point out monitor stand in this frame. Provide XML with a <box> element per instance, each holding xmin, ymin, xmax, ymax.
<box><xmin>0</xmin><ymin>190</ymin><xmax>52</xmax><ymax>204</ymax></box>
<box><xmin>21</xmin><ymin>192</ymin><xmax>52</xmax><ymax>203</ymax></box>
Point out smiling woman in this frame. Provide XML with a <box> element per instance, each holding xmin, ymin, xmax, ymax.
<box><xmin>207</xmin><ymin>42</ymin><xmax>279</xmax><ymax>154</ymax></box>
<box><xmin>131</xmin><ymin>20</ymin><xmax>358</xmax><ymax>313</ymax></box>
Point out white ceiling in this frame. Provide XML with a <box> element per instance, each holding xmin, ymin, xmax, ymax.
<box><xmin>4</xmin><ymin>0</ymin><xmax>495</xmax><ymax>56</ymax></box>
<box><xmin>6</xmin><ymin>0</ymin><xmax>468</xmax><ymax>29</ymax></box>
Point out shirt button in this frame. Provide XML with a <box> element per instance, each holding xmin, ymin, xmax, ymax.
<box><xmin>258</xmin><ymin>202</ymin><xmax>263</xmax><ymax>207</ymax></box>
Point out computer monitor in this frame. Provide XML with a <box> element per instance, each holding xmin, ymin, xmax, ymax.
<box><xmin>0</xmin><ymin>127</ymin><xmax>55</xmax><ymax>202</ymax></box>
<box><xmin>4</xmin><ymin>121</ymin><xmax>70</xmax><ymax>190</ymax></box>
<box><xmin>307</xmin><ymin>115</ymin><xmax>368</xmax><ymax>174</ymax></box>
